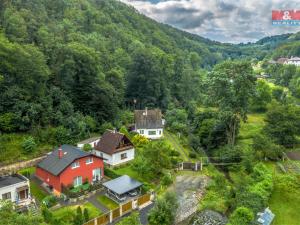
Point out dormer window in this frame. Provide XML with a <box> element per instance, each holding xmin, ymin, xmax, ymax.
<box><xmin>86</xmin><ymin>157</ymin><xmax>93</xmax><ymax>165</ymax></box>
<box><xmin>71</xmin><ymin>161</ymin><xmax>80</xmax><ymax>169</ymax></box>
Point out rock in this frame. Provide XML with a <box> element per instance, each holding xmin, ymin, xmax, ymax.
<box><xmin>190</xmin><ymin>210</ymin><xmax>227</xmax><ymax>225</ymax></box>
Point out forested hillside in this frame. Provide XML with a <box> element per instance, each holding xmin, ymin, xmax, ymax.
<box><xmin>0</xmin><ymin>0</ymin><xmax>298</xmax><ymax>159</ymax></box>
<box><xmin>0</xmin><ymin>0</ymin><xmax>240</xmax><ymax>133</ymax></box>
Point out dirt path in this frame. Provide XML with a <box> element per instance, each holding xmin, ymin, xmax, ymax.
<box><xmin>164</xmin><ymin>131</ymin><xmax>189</xmax><ymax>161</ymax></box>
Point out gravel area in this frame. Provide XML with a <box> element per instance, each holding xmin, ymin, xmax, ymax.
<box><xmin>170</xmin><ymin>174</ymin><xmax>210</xmax><ymax>223</ymax></box>
<box><xmin>190</xmin><ymin>210</ymin><xmax>227</xmax><ymax>225</ymax></box>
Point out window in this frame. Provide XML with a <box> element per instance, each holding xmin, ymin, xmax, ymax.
<box><xmin>2</xmin><ymin>192</ymin><xmax>11</xmax><ymax>200</ymax></box>
<box><xmin>71</xmin><ymin>161</ymin><xmax>80</xmax><ymax>169</ymax></box>
<box><xmin>121</xmin><ymin>153</ymin><xmax>127</xmax><ymax>160</ymax></box>
<box><xmin>159</xmin><ymin>130</ymin><xmax>162</xmax><ymax>135</ymax></box>
<box><xmin>93</xmin><ymin>168</ymin><xmax>102</xmax><ymax>182</ymax></box>
<box><xmin>86</xmin><ymin>157</ymin><xmax>93</xmax><ymax>164</ymax></box>
<box><xmin>148</xmin><ymin>130</ymin><xmax>156</xmax><ymax>135</ymax></box>
<box><xmin>140</xmin><ymin>130</ymin><xmax>144</xmax><ymax>134</ymax></box>
<box><xmin>73</xmin><ymin>176</ymin><xmax>82</xmax><ymax>187</ymax></box>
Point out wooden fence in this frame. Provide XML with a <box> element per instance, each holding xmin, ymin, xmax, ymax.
<box><xmin>83</xmin><ymin>193</ymin><xmax>154</xmax><ymax>225</ymax></box>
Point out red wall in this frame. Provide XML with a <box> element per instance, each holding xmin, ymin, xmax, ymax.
<box><xmin>59</xmin><ymin>156</ymin><xmax>104</xmax><ymax>189</ymax></box>
<box><xmin>36</xmin><ymin>167</ymin><xmax>61</xmax><ymax>192</ymax></box>
<box><xmin>36</xmin><ymin>155</ymin><xmax>104</xmax><ymax>193</ymax></box>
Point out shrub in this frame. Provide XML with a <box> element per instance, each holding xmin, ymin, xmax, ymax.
<box><xmin>189</xmin><ymin>152</ymin><xmax>197</xmax><ymax>158</ymax></box>
<box><xmin>42</xmin><ymin>195</ymin><xmax>57</xmax><ymax>208</ymax></box>
<box><xmin>0</xmin><ymin>113</ymin><xmax>16</xmax><ymax>132</ymax></box>
<box><xmin>41</xmin><ymin>206</ymin><xmax>53</xmax><ymax>223</ymax></box>
<box><xmin>83</xmin><ymin>208</ymin><xmax>89</xmax><ymax>222</ymax></box>
<box><xmin>170</xmin><ymin>157</ymin><xmax>180</xmax><ymax>167</ymax></box>
<box><xmin>170</xmin><ymin>150</ymin><xmax>180</xmax><ymax>157</ymax></box>
<box><xmin>21</xmin><ymin>136</ymin><xmax>37</xmax><ymax>153</ymax></box>
<box><xmin>74</xmin><ymin>206</ymin><xmax>84</xmax><ymax>225</ymax></box>
<box><xmin>229</xmin><ymin>207</ymin><xmax>254</xmax><ymax>225</ymax></box>
<box><xmin>161</xmin><ymin>173</ymin><xmax>173</xmax><ymax>186</ymax></box>
<box><xmin>83</xmin><ymin>143</ymin><xmax>92</xmax><ymax>152</ymax></box>
<box><xmin>104</xmin><ymin>168</ymin><xmax>120</xmax><ymax>179</ymax></box>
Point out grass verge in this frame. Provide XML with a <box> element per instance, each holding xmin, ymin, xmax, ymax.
<box><xmin>97</xmin><ymin>195</ymin><xmax>118</xmax><ymax>210</ymax></box>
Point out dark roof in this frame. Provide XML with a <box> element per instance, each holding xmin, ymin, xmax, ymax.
<box><xmin>37</xmin><ymin>145</ymin><xmax>90</xmax><ymax>176</ymax></box>
<box><xmin>0</xmin><ymin>174</ymin><xmax>28</xmax><ymax>189</ymax></box>
<box><xmin>94</xmin><ymin>131</ymin><xmax>133</xmax><ymax>155</ymax></box>
<box><xmin>103</xmin><ymin>175</ymin><xmax>142</xmax><ymax>195</ymax></box>
<box><xmin>134</xmin><ymin>109</ymin><xmax>163</xmax><ymax>129</ymax></box>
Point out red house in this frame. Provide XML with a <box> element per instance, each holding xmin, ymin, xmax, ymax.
<box><xmin>36</xmin><ymin>145</ymin><xmax>104</xmax><ymax>195</ymax></box>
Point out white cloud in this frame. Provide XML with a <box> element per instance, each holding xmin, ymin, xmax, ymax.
<box><xmin>120</xmin><ymin>0</ymin><xmax>300</xmax><ymax>43</ymax></box>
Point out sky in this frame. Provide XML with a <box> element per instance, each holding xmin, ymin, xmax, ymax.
<box><xmin>120</xmin><ymin>0</ymin><xmax>300</xmax><ymax>43</ymax></box>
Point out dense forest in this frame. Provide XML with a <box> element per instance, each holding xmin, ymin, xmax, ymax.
<box><xmin>0</xmin><ymin>0</ymin><xmax>298</xmax><ymax>136</ymax></box>
<box><xmin>0</xmin><ymin>0</ymin><xmax>300</xmax><ymax>225</ymax></box>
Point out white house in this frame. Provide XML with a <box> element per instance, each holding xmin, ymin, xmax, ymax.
<box><xmin>77</xmin><ymin>136</ymin><xmax>101</xmax><ymax>149</ymax></box>
<box><xmin>134</xmin><ymin>108</ymin><xmax>164</xmax><ymax>139</ymax></box>
<box><xmin>93</xmin><ymin>130</ymin><xmax>135</xmax><ymax>166</ymax></box>
<box><xmin>284</xmin><ymin>57</ymin><xmax>300</xmax><ymax>66</ymax></box>
<box><xmin>0</xmin><ymin>174</ymin><xmax>32</xmax><ymax>207</ymax></box>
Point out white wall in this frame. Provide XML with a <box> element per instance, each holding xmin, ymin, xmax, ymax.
<box><xmin>93</xmin><ymin>148</ymin><xmax>135</xmax><ymax>166</ymax></box>
<box><xmin>137</xmin><ymin>128</ymin><xmax>163</xmax><ymax>139</ymax></box>
<box><xmin>77</xmin><ymin>139</ymin><xmax>100</xmax><ymax>149</ymax></box>
<box><xmin>285</xmin><ymin>61</ymin><xmax>300</xmax><ymax>66</ymax></box>
<box><xmin>0</xmin><ymin>177</ymin><xmax>30</xmax><ymax>203</ymax></box>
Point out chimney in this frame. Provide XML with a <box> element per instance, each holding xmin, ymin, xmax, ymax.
<box><xmin>145</xmin><ymin>107</ymin><xmax>148</xmax><ymax>116</ymax></box>
<box><xmin>58</xmin><ymin>146</ymin><xmax>63</xmax><ymax>159</ymax></box>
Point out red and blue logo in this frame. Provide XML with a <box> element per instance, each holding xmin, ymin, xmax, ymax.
<box><xmin>272</xmin><ymin>10</ymin><xmax>300</xmax><ymax>26</ymax></box>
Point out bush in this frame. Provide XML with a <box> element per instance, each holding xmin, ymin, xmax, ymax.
<box><xmin>169</xmin><ymin>150</ymin><xmax>180</xmax><ymax>157</ymax></box>
<box><xmin>189</xmin><ymin>152</ymin><xmax>197</xmax><ymax>158</ymax></box>
<box><xmin>170</xmin><ymin>157</ymin><xmax>180</xmax><ymax>167</ymax></box>
<box><xmin>41</xmin><ymin>206</ymin><xmax>53</xmax><ymax>223</ymax></box>
<box><xmin>83</xmin><ymin>208</ymin><xmax>89</xmax><ymax>222</ymax></box>
<box><xmin>229</xmin><ymin>207</ymin><xmax>254</xmax><ymax>225</ymax></box>
<box><xmin>21</xmin><ymin>136</ymin><xmax>37</xmax><ymax>153</ymax></box>
<box><xmin>83</xmin><ymin>143</ymin><xmax>92</xmax><ymax>151</ymax></box>
<box><xmin>42</xmin><ymin>195</ymin><xmax>57</xmax><ymax>208</ymax></box>
<box><xmin>161</xmin><ymin>173</ymin><xmax>173</xmax><ymax>186</ymax></box>
<box><xmin>104</xmin><ymin>168</ymin><xmax>120</xmax><ymax>179</ymax></box>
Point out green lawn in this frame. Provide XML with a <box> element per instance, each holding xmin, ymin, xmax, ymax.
<box><xmin>30</xmin><ymin>180</ymin><xmax>48</xmax><ymax>202</ymax></box>
<box><xmin>239</xmin><ymin>113</ymin><xmax>265</xmax><ymax>140</ymax></box>
<box><xmin>97</xmin><ymin>195</ymin><xmax>118</xmax><ymax>210</ymax></box>
<box><xmin>263</xmin><ymin>162</ymin><xmax>300</xmax><ymax>225</ymax></box>
<box><xmin>113</xmin><ymin>165</ymin><xmax>145</xmax><ymax>183</ymax></box>
<box><xmin>52</xmin><ymin>202</ymin><xmax>102</xmax><ymax>223</ymax></box>
<box><xmin>18</xmin><ymin>167</ymin><xmax>36</xmax><ymax>177</ymax></box>
<box><xmin>269</xmin><ymin>181</ymin><xmax>300</xmax><ymax>225</ymax></box>
<box><xmin>237</xmin><ymin>113</ymin><xmax>266</xmax><ymax>150</ymax></box>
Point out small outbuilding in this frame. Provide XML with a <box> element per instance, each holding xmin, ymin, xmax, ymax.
<box><xmin>103</xmin><ymin>175</ymin><xmax>142</xmax><ymax>202</ymax></box>
<box><xmin>77</xmin><ymin>136</ymin><xmax>101</xmax><ymax>149</ymax></box>
<box><xmin>257</xmin><ymin>207</ymin><xmax>275</xmax><ymax>225</ymax></box>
